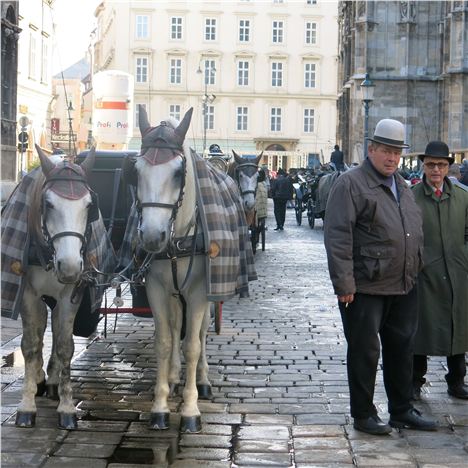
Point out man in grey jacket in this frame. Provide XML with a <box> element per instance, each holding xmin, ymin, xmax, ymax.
<box><xmin>324</xmin><ymin>119</ymin><xmax>437</xmax><ymax>435</ymax></box>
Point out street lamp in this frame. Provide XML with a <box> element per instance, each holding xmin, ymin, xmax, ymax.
<box><xmin>197</xmin><ymin>61</ymin><xmax>216</xmax><ymax>155</ymax></box>
<box><xmin>67</xmin><ymin>100</ymin><xmax>75</xmax><ymax>159</ymax></box>
<box><xmin>360</xmin><ymin>73</ymin><xmax>375</xmax><ymax>159</ymax></box>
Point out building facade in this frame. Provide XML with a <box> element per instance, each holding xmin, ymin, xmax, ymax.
<box><xmin>337</xmin><ymin>0</ymin><xmax>468</xmax><ymax>164</ymax></box>
<box><xmin>1</xmin><ymin>1</ymin><xmax>20</xmax><ymax>186</ymax></box>
<box><xmin>92</xmin><ymin>0</ymin><xmax>339</xmax><ymax>170</ymax></box>
<box><xmin>16</xmin><ymin>0</ymin><xmax>55</xmax><ymax>171</ymax></box>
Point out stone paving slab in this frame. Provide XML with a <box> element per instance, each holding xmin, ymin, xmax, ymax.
<box><xmin>2</xmin><ymin>206</ymin><xmax>468</xmax><ymax>466</ymax></box>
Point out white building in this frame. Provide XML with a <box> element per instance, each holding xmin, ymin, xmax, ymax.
<box><xmin>93</xmin><ymin>0</ymin><xmax>338</xmax><ymax>170</ymax></box>
<box><xmin>16</xmin><ymin>0</ymin><xmax>55</xmax><ymax>171</ymax></box>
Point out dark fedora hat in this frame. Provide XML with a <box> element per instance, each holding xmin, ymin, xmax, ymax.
<box><xmin>418</xmin><ymin>141</ymin><xmax>454</xmax><ymax>164</ymax></box>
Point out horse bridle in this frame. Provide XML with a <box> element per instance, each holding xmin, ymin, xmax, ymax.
<box><xmin>235</xmin><ymin>161</ymin><xmax>259</xmax><ymax>197</ymax></box>
<box><xmin>40</xmin><ymin>168</ymin><xmax>98</xmax><ymax>281</ymax></box>
<box><xmin>135</xmin><ymin>149</ymin><xmax>188</xmax><ymax>256</ymax></box>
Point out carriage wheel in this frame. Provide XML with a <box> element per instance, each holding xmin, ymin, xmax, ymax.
<box><xmin>214</xmin><ymin>302</ymin><xmax>222</xmax><ymax>334</ymax></box>
<box><xmin>260</xmin><ymin>219</ymin><xmax>266</xmax><ymax>251</ymax></box>
<box><xmin>294</xmin><ymin>198</ymin><xmax>302</xmax><ymax>225</ymax></box>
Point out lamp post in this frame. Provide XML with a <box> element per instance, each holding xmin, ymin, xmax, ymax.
<box><xmin>67</xmin><ymin>100</ymin><xmax>75</xmax><ymax>159</ymax></box>
<box><xmin>197</xmin><ymin>62</ymin><xmax>216</xmax><ymax>155</ymax></box>
<box><xmin>360</xmin><ymin>73</ymin><xmax>375</xmax><ymax>159</ymax></box>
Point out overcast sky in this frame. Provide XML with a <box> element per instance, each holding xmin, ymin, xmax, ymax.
<box><xmin>51</xmin><ymin>0</ymin><xmax>99</xmax><ymax>74</ymax></box>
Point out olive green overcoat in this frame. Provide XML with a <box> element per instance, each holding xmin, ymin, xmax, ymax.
<box><xmin>412</xmin><ymin>177</ymin><xmax>468</xmax><ymax>356</ymax></box>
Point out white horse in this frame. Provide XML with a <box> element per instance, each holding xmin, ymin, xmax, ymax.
<box><xmin>15</xmin><ymin>145</ymin><xmax>97</xmax><ymax>430</ymax></box>
<box><xmin>123</xmin><ymin>107</ymin><xmax>212</xmax><ymax>433</ymax></box>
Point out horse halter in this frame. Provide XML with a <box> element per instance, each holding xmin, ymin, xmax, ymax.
<box><xmin>41</xmin><ymin>164</ymin><xmax>98</xmax><ymax>277</ymax></box>
<box><xmin>235</xmin><ymin>161</ymin><xmax>259</xmax><ymax>197</ymax></box>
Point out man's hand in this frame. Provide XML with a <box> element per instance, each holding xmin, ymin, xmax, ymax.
<box><xmin>338</xmin><ymin>294</ymin><xmax>354</xmax><ymax>305</ymax></box>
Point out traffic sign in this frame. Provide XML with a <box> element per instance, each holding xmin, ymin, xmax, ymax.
<box><xmin>18</xmin><ymin>131</ymin><xmax>28</xmax><ymax>144</ymax></box>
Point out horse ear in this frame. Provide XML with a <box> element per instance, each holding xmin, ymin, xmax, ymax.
<box><xmin>138</xmin><ymin>105</ymin><xmax>151</xmax><ymax>135</ymax></box>
<box><xmin>255</xmin><ymin>151</ymin><xmax>263</xmax><ymax>165</ymax></box>
<box><xmin>232</xmin><ymin>150</ymin><xmax>243</xmax><ymax>165</ymax></box>
<box><xmin>35</xmin><ymin>144</ymin><xmax>55</xmax><ymax>177</ymax></box>
<box><xmin>80</xmin><ymin>146</ymin><xmax>96</xmax><ymax>179</ymax></box>
<box><xmin>175</xmin><ymin>107</ymin><xmax>193</xmax><ymax>141</ymax></box>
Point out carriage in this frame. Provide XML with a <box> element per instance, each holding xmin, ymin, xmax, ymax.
<box><xmin>2</xmin><ymin>107</ymin><xmax>257</xmax><ymax>433</ymax></box>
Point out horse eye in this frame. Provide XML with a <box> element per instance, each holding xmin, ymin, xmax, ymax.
<box><xmin>45</xmin><ymin>201</ymin><xmax>54</xmax><ymax>210</ymax></box>
<box><xmin>174</xmin><ymin>168</ymin><xmax>183</xmax><ymax>179</ymax></box>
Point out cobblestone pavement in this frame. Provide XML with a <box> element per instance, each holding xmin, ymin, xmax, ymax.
<box><xmin>2</xmin><ymin>203</ymin><xmax>467</xmax><ymax>467</ymax></box>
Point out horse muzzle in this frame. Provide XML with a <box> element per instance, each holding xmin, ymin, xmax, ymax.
<box><xmin>55</xmin><ymin>258</ymin><xmax>83</xmax><ymax>284</ymax></box>
<box><xmin>139</xmin><ymin>228</ymin><xmax>169</xmax><ymax>254</ymax></box>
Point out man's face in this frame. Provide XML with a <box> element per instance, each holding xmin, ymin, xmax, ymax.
<box><xmin>423</xmin><ymin>157</ymin><xmax>449</xmax><ymax>188</ymax></box>
<box><xmin>368</xmin><ymin>144</ymin><xmax>402</xmax><ymax>177</ymax></box>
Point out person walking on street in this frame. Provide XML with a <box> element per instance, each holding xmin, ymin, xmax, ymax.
<box><xmin>330</xmin><ymin>144</ymin><xmax>345</xmax><ymax>171</ymax></box>
<box><xmin>411</xmin><ymin>141</ymin><xmax>468</xmax><ymax>401</ymax></box>
<box><xmin>271</xmin><ymin>168</ymin><xmax>294</xmax><ymax>231</ymax></box>
<box><xmin>324</xmin><ymin>119</ymin><xmax>437</xmax><ymax>435</ymax></box>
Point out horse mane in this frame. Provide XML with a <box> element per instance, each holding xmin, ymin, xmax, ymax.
<box><xmin>28</xmin><ymin>170</ymin><xmax>48</xmax><ymax>248</ymax></box>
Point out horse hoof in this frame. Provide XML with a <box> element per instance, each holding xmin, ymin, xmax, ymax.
<box><xmin>197</xmin><ymin>384</ymin><xmax>213</xmax><ymax>400</ymax></box>
<box><xmin>46</xmin><ymin>384</ymin><xmax>59</xmax><ymax>400</ymax></box>
<box><xmin>58</xmin><ymin>413</ymin><xmax>77</xmax><ymax>430</ymax></box>
<box><xmin>149</xmin><ymin>412</ymin><xmax>170</xmax><ymax>430</ymax></box>
<box><xmin>36</xmin><ymin>379</ymin><xmax>47</xmax><ymax>397</ymax></box>
<box><xmin>15</xmin><ymin>412</ymin><xmax>36</xmax><ymax>427</ymax></box>
<box><xmin>169</xmin><ymin>383</ymin><xmax>179</xmax><ymax>397</ymax></box>
<box><xmin>180</xmin><ymin>415</ymin><xmax>202</xmax><ymax>433</ymax></box>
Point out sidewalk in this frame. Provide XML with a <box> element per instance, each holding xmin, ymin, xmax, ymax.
<box><xmin>1</xmin><ymin>203</ymin><xmax>467</xmax><ymax>467</ymax></box>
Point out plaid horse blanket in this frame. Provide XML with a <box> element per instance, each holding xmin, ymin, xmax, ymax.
<box><xmin>316</xmin><ymin>171</ymin><xmax>341</xmax><ymax>214</ymax></box>
<box><xmin>119</xmin><ymin>149</ymin><xmax>257</xmax><ymax>301</ymax></box>
<box><xmin>1</xmin><ymin>168</ymin><xmax>116</xmax><ymax>320</ymax></box>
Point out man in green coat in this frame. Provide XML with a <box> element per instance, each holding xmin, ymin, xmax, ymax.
<box><xmin>412</xmin><ymin>141</ymin><xmax>468</xmax><ymax>400</ymax></box>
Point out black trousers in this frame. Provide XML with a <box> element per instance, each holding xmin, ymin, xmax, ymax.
<box><xmin>413</xmin><ymin>353</ymin><xmax>467</xmax><ymax>387</ymax></box>
<box><xmin>273</xmin><ymin>199</ymin><xmax>287</xmax><ymax>228</ymax></box>
<box><xmin>339</xmin><ymin>289</ymin><xmax>417</xmax><ymax>419</ymax></box>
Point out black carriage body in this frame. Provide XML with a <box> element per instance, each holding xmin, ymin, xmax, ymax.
<box><xmin>76</xmin><ymin>150</ymin><xmax>138</xmax><ymax>250</ymax></box>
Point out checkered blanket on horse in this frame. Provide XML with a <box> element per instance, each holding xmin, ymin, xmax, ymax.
<box><xmin>1</xmin><ymin>167</ymin><xmax>116</xmax><ymax>320</ymax></box>
<box><xmin>119</xmin><ymin>149</ymin><xmax>257</xmax><ymax>301</ymax></box>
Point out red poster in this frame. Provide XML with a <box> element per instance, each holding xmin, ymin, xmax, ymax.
<box><xmin>51</xmin><ymin>118</ymin><xmax>60</xmax><ymax>135</ymax></box>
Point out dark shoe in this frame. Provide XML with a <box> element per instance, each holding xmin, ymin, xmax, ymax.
<box><xmin>389</xmin><ymin>408</ymin><xmax>437</xmax><ymax>431</ymax></box>
<box><xmin>279</xmin><ymin>226</ymin><xmax>284</xmax><ymax>230</ymax></box>
<box><xmin>412</xmin><ymin>384</ymin><xmax>421</xmax><ymax>401</ymax></box>
<box><xmin>447</xmin><ymin>383</ymin><xmax>468</xmax><ymax>399</ymax></box>
<box><xmin>353</xmin><ymin>415</ymin><xmax>392</xmax><ymax>435</ymax></box>
<box><xmin>274</xmin><ymin>226</ymin><xmax>280</xmax><ymax>231</ymax></box>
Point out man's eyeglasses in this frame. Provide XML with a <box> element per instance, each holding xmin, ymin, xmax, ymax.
<box><xmin>425</xmin><ymin>162</ymin><xmax>449</xmax><ymax>170</ymax></box>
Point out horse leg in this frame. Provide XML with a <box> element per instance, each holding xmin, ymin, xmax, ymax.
<box><xmin>45</xmin><ymin>304</ymin><xmax>60</xmax><ymax>400</ymax></box>
<box><xmin>16</xmin><ymin>286</ymin><xmax>47</xmax><ymax>427</ymax></box>
<box><xmin>197</xmin><ymin>305</ymin><xmax>212</xmax><ymax>400</ymax></box>
<box><xmin>147</xmin><ymin>285</ymin><xmax>172</xmax><ymax>430</ymax></box>
<box><xmin>180</xmin><ymin>300</ymin><xmax>206</xmax><ymax>433</ymax></box>
<box><xmin>168</xmin><ymin>295</ymin><xmax>182</xmax><ymax>397</ymax></box>
<box><xmin>52</xmin><ymin>297</ymin><xmax>80</xmax><ymax>430</ymax></box>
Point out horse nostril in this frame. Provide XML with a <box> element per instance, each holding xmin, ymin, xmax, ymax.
<box><xmin>160</xmin><ymin>232</ymin><xmax>166</xmax><ymax>242</ymax></box>
<box><xmin>57</xmin><ymin>261</ymin><xmax>62</xmax><ymax>271</ymax></box>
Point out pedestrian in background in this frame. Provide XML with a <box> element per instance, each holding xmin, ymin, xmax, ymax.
<box><xmin>411</xmin><ymin>141</ymin><xmax>468</xmax><ymax>400</ymax></box>
<box><xmin>447</xmin><ymin>163</ymin><xmax>468</xmax><ymax>191</ymax></box>
<box><xmin>324</xmin><ymin>119</ymin><xmax>437</xmax><ymax>435</ymax></box>
<box><xmin>330</xmin><ymin>144</ymin><xmax>345</xmax><ymax>171</ymax></box>
<box><xmin>270</xmin><ymin>168</ymin><xmax>294</xmax><ymax>231</ymax></box>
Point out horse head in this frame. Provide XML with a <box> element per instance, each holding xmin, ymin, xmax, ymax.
<box><xmin>36</xmin><ymin>145</ymin><xmax>97</xmax><ymax>283</ymax></box>
<box><xmin>124</xmin><ymin>105</ymin><xmax>194</xmax><ymax>253</ymax></box>
<box><xmin>231</xmin><ymin>150</ymin><xmax>263</xmax><ymax>213</ymax></box>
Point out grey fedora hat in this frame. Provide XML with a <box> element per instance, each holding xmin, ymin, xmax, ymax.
<box><xmin>367</xmin><ymin>119</ymin><xmax>409</xmax><ymax>149</ymax></box>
